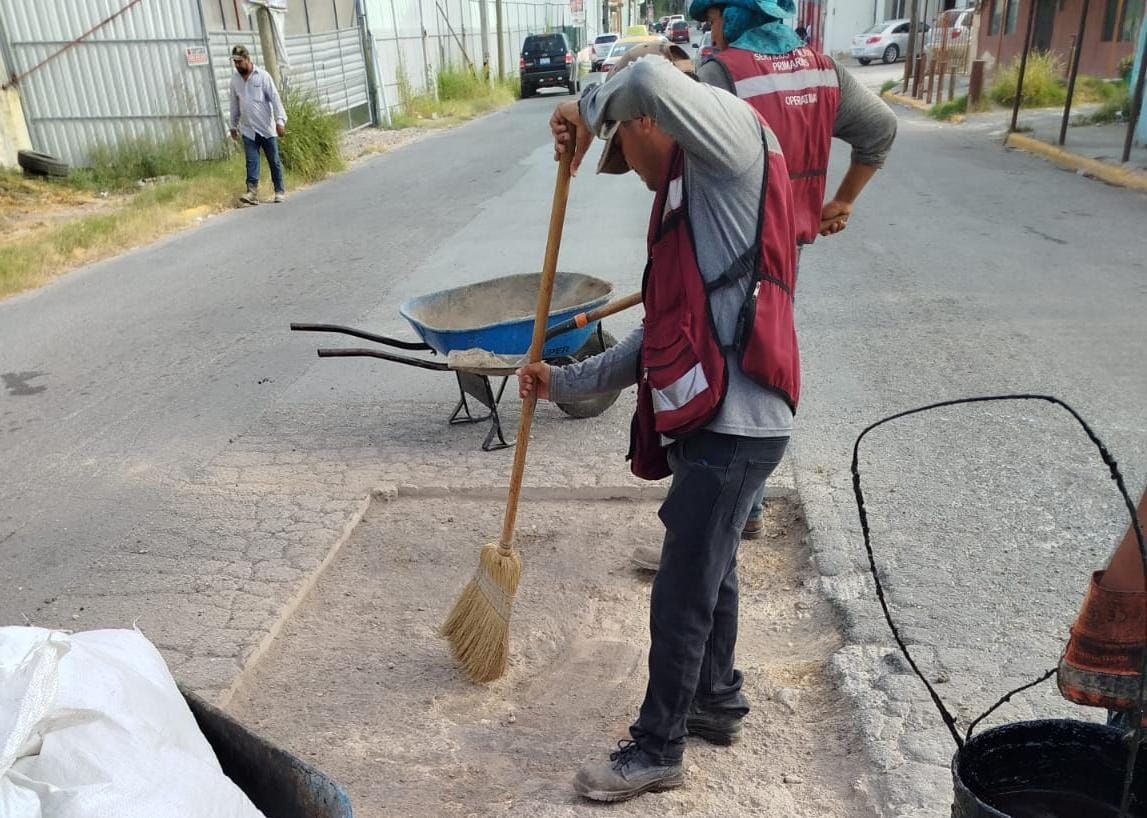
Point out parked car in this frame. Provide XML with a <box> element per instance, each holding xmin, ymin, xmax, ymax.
<box><xmin>587</xmin><ymin>34</ymin><xmax>669</xmax><ymax>84</ymax></box>
<box><xmin>850</xmin><ymin>18</ymin><xmax>929</xmax><ymax>65</ymax></box>
<box><xmin>602</xmin><ymin>35</ymin><xmax>668</xmax><ymax>69</ymax></box>
<box><xmin>590</xmin><ymin>33</ymin><xmax>619</xmax><ymax>71</ymax></box>
<box><xmin>655</xmin><ymin>15</ymin><xmax>670</xmax><ymax>32</ymax></box>
<box><xmin>519</xmin><ymin>32</ymin><xmax>576</xmax><ymax>97</ymax></box>
<box><xmin>926</xmin><ymin>9</ymin><xmax>973</xmax><ymax>52</ymax></box>
<box><xmin>693</xmin><ymin>30</ymin><xmax>715</xmax><ymax>65</ymax></box>
<box><xmin>668</xmin><ymin>19</ymin><xmax>691</xmax><ymax>43</ymax></box>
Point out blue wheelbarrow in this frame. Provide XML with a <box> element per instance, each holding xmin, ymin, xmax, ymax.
<box><xmin>182</xmin><ymin>689</ymin><xmax>352</xmax><ymax>818</ymax></box>
<box><xmin>292</xmin><ymin>273</ymin><xmax>639</xmax><ymax>451</ymax></box>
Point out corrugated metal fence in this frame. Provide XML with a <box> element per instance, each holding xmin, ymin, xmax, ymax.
<box><xmin>208</xmin><ymin>26</ymin><xmax>371</xmax><ymax>130</ymax></box>
<box><xmin>0</xmin><ymin>0</ymin><xmax>223</xmax><ymax>167</ymax></box>
<box><xmin>0</xmin><ymin>0</ymin><xmax>588</xmax><ymax>167</ymax></box>
<box><xmin>361</xmin><ymin>0</ymin><xmax>575</xmax><ymax>111</ymax></box>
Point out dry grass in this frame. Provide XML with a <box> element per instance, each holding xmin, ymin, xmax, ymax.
<box><xmin>0</xmin><ymin>72</ymin><xmax>516</xmax><ymax>301</ymax></box>
<box><xmin>0</xmin><ymin>158</ymin><xmax>245</xmax><ymax>299</ymax></box>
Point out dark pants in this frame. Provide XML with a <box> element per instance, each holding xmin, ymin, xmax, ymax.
<box><xmin>630</xmin><ymin>430</ymin><xmax>789</xmax><ymax>764</ymax></box>
<box><xmin>242</xmin><ymin>134</ymin><xmax>284</xmax><ymax>194</ymax></box>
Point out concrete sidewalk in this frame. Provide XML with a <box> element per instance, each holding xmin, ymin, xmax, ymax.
<box><xmin>1006</xmin><ymin>107</ymin><xmax>1147</xmax><ymax>192</ymax></box>
<box><xmin>883</xmin><ymin>88</ymin><xmax>1147</xmax><ymax>192</ymax></box>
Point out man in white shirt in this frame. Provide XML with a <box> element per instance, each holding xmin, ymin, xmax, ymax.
<box><xmin>229</xmin><ymin>45</ymin><xmax>287</xmax><ymax>205</ymax></box>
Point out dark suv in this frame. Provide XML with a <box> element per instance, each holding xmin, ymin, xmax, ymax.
<box><xmin>519</xmin><ymin>33</ymin><xmax>576</xmax><ymax>98</ymax></box>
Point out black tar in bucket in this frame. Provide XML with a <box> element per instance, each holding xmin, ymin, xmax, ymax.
<box><xmin>952</xmin><ymin>719</ymin><xmax>1147</xmax><ymax>818</ymax></box>
<box><xmin>850</xmin><ymin>394</ymin><xmax>1147</xmax><ymax>818</ymax></box>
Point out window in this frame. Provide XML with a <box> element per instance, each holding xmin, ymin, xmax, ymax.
<box><xmin>1005</xmin><ymin>0</ymin><xmax>1019</xmax><ymax>34</ymax></box>
<box><xmin>989</xmin><ymin>0</ymin><xmax>1002</xmax><ymax>35</ymax></box>
<box><xmin>1124</xmin><ymin>0</ymin><xmax>1144</xmax><ymax>41</ymax></box>
<box><xmin>893</xmin><ymin>22</ymin><xmax>910</xmax><ymax>33</ymax></box>
<box><xmin>1104</xmin><ymin>0</ymin><xmax>1144</xmax><ymax>41</ymax></box>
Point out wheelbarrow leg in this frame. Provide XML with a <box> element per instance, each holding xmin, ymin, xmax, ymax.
<box><xmin>449</xmin><ymin>372</ymin><xmax>513</xmax><ymax>451</ymax></box>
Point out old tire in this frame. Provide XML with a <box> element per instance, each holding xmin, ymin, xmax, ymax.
<box><xmin>858</xmin><ymin>57</ymin><xmax>872</xmax><ymax>65</ymax></box>
<box><xmin>17</xmin><ymin>149</ymin><xmax>69</xmax><ymax>178</ymax></box>
<box><xmin>553</xmin><ymin>329</ymin><xmax>621</xmax><ymax>419</ymax></box>
<box><xmin>881</xmin><ymin>44</ymin><xmax>899</xmax><ymax>64</ymax></box>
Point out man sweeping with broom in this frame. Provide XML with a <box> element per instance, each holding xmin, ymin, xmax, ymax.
<box><xmin>516</xmin><ymin>42</ymin><xmax>800</xmax><ymax>801</ymax></box>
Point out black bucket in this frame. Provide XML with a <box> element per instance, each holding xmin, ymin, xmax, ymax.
<box><xmin>850</xmin><ymin>395</ymin><xmax>1147</xmax><ymax>818</ymax></box>
<box><xmin>952</xmin><ymin>719</ymin><xmax>1147</xmax><ymax>818</ymax></box>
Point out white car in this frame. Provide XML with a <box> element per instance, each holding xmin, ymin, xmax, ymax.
<box><xmin>926</xmin><ymin>9</ymin><xmax>973</xmax><ymax>52</ymax></box>
<box><xmin>590</xmin><ymin>33</ymin><xmax>619</xmax><ymax>71</ymax></box>
<box><xmin>850</xmin><ymin>18</ymin><xmax>929</xmax><ymax>65</ymax></box>
<box><xmin>582</xmin><ymin>34</ymin><xmax>668</xmax><ymax>87</ymax></box>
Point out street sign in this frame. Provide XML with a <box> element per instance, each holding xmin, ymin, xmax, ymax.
<box><xmin>185</xmin><ymin>46</ymin><xmax>209</xmax><ymax>67</ymax></box>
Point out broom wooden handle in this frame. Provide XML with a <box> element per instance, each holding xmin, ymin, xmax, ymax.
<box><xmin>499</xmin><ymin>151</ymin><xmax>573</xmax><ymax>552</ymax></box>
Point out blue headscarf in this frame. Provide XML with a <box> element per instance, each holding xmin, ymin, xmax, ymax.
<box><xmin>689</xmin><ymin>0</ymin><xmax>805</xmax><ymax>56</ymax></box>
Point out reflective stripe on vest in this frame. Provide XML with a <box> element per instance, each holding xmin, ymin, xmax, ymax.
<box><xmin>734</xmin><ymin>68</ymin><xmax>839</xmax><ymax>101</ymax></box>
<box><xmin>650</xmin><ymin>361</ymin><xmax>710</xmax><ymax>414</ymax></box>
<box><xmin>662</xmin><ymin>176</ymin><xmax>684</xmax><ymax>221</ymax></box>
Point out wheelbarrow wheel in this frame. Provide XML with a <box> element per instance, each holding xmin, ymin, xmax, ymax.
<box><xmin>552</xmin><ymin>328</ymin><xmax>622</xmax><ymax>419</ymax></box>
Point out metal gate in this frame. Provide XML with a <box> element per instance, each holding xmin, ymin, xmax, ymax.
<box><xmin>0</xmin><ymin>0</ymin><xmax>224</xmax><ymax>167</ymax></box>
<box><xmin>209</xmin><ymin>27</ymin><xmax>371</xmax><ymax>130</ymax></box>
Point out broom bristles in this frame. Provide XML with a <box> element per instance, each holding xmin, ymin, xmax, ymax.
<box><xmin>441</xmin><ymin>542</ymin><xmax>521</xmax><ymax>683</ymax></box>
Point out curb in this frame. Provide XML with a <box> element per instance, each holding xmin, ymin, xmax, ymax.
<box><xmin>882</xmin><ymin>90</ymin><xmax>931</xmax><ymax>113</ymax></box>
<box><xmin>1005</xmin><ymin>132</ymin><xmax>1147</xmax><ymax>192</ymax></box>
<box><xmin>218</xmin><ymin>492</ymin><xmax>373</xmax><ymax>708</ymax></box>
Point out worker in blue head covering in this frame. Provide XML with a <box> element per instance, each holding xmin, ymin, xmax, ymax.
<box><xmin>628</xmin><ymin>0</ymin><xmax>898</xmax><ymax>568</ymax></box>
<box><xmin>690</xmin><ymin>0</ymin><xmax>805</xmax><ymax>54</ymax></box>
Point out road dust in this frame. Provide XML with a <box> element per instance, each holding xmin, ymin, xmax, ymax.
<box><xmin>230</xmin><ymin>495</ymin><xmax>879</xmax><ymax>817</ymax></box>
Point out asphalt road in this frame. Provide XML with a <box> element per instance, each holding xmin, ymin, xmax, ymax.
<box><xmin>799</xmin><ymin>104</ymin><xmax>1147</xmax><ymax>814</ymax></box>
<box><xmin>2</xmin><ymin>71</ymin><xmax>1145</xmax><ymax>814</ymax></box>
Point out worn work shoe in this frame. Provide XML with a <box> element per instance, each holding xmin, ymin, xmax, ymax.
<box><xmin>741</xmin><ymin>515</ymin><xmax>765</xmax><ymax>540</ymax></box>
<box><xmin>630</xmin><ymin>545</ymin><xmax>661</xmax><ymax>572</ymax></box>
<box><xmin>1058</xmin><ymin>571</ymin><xmax>1147</xmax><ymax>714</ymax></box>
<box><xmin>239</xmin><ymin>188</ymin><xmax>259</xmax><ymax>206</ymax></box>
<box><xmin>686</xmin><ymin>702</ymin><xmax>744</xmax><ymax>745</ymax></box>
<box><xmin>273</xmin><ymin>191</ymin><xmax>286</xmax><ymax>203</ymax></box>
<box><xmin>573</xmin><ymin>740</ymin><xmax>684</xmax><ymax>802</ymax></box>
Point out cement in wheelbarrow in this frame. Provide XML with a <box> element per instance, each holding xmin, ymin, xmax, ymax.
<box><xmin>399</xmin><ymin>272</ymin><xmax>612</xmax><ymax>359</ymax></box>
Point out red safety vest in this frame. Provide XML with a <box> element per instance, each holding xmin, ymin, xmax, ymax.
<box><xmin>711</xmin><ymin>46</ymin><xmax>840</xmax><ymax>246</ymax></box>
<box><xmin>628</xmin><ymin>122</ymin><xmax>800</xmax><ymax>480</ymax></box>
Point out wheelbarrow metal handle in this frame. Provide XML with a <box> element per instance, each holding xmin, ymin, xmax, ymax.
<box><xmin>290</xmin><ymin>322</ymin><xmax>432</xmax><ymax>351</ymax></box>
<box><xmin>315</xmin><ymin>347</ymin><xmax>449</xmax><ymax>371</ymax></box>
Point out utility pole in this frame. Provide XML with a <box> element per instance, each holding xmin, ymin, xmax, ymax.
<box><xmin>479</xmin><ymin>0</ymin><xmax>491</xmax><ymax>82</ymax></box>
<box><xmin>496</xmin><ymin>0</ymin><xmax>504</xmax><ymax>78</ymax></box>
<box><xmin>254</xmin><ymin>5</ymin><xmax>281</xmax><ymax>86</ymax></box>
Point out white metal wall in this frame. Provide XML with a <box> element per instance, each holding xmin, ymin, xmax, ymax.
<box><xmin>361</xmin><ymin>0</ymin><xmax>577</xmax><ymax>113</ymax></box>
<box><xmin>822</xmin><ymin>0</ymin><xmax>882</xmax><ymax>56</ymax></box>
<box><xmin>209</xmin><ymin>27</ymin><xmax>370</xmax><ymax>129</ymax></box>
<box><xmin>0</xmin><ymin>0</ymin><xmax>223</xmax><ymax>166</ymax></box>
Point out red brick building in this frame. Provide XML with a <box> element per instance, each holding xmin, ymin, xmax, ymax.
<box><xmin>977</xmin><ymin>0</ymin><xmax>1141</xmax><ymax>77</ymax></box>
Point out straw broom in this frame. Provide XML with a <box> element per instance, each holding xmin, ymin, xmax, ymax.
<box><xmin>441</xmin><ymin>151</ymin><xmax>574</xmax><ymax>683</ymax></box>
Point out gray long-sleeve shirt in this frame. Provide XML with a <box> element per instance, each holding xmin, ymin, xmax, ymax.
<box><xmin>230</xmin><ymin>66</ymin><xmax>287</xmax><ymax>140</ymax></box>
<box><xmin>548</xmin><ymin>56</ymin><xmax>793</xmax><ymax>439</ymax></box>
<box><xmin>697</xmin><ymin>54</ymin><xmax>897</xmax><ymax>168</ymax></box>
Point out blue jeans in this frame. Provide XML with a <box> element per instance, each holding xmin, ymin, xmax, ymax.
<box><xmin>630</xmin><ymin>430</ymin><xmax>789</xmax><ymax>763</ymax></box>
<box><xmin>242</xmin><ymin>134</ymin><xmax>284</xmax><ymax>194</ymax></box>
<box><xmin>747</xmin><ymin>483</ymin><xmax>767</xmax><ymax>522</ymax></box>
